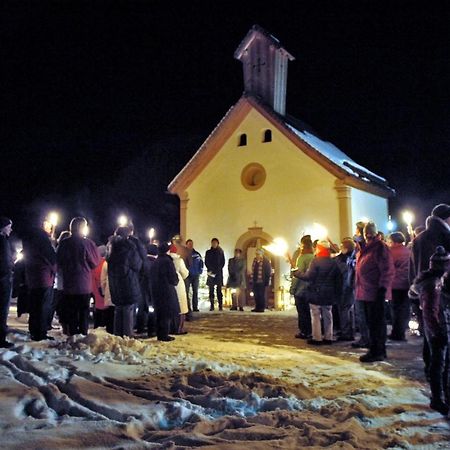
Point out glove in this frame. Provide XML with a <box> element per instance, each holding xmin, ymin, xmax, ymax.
<box><xmin>376</xmin><ymin>287</ymin><xmax>387</xmax><ymax>302</ymax></box>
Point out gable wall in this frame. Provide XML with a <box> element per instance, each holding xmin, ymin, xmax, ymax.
<box><xmin>184</xmin><ymin>108</ymin><xmax>341</xmax><ymax>286</ymax></box>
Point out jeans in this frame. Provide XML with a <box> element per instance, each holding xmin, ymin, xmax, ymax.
<box><xmin>355</xmin><ymin>300</ymin><xmax>370</xmax><ymax>344</ymax></box>
<box><xmin>185</xmin><ymin>275</ymin><xmax>200</xmax><ymax>311</ymax></box>
<box><xmin>28</xmin><ymin>287</ymin><xmax>54</xmax><ymax>339</ymax></box>
<box><xmin>294</xmin><ymin>295</ymin><xmax>311</xmax><ymax>336</ymax></box>
<box><xmin>209</xmin><ymin>283</ymin><xmax>223</xmax><ymax>309</ymax></box>
<box><xmin>338</xmin><ymin>286</ymin><xmax>355</xmax><ymax>338</ymax></box>
<box><xmin>389</xmin><ymin>289</ymin><xmax>411</xmax><ymax>340</ymax></box>
<box><xmin>361</xmin><ymin>298</ymin><xmax>387</xmax><ymax>357</ymax></box>
<box><xmin>65</xmin><ymin>294</ymin><xmax>91</xmax><ymax>336</ymax></box>
<box><xmin>310</xmin><ymin>304</ymin><xmax>333</xmax><ymax>341</ymax></box>
<box><xmin>114</xmin><ymin>304</ymin><xmax>135</xmax><ymax>337</ymax></box>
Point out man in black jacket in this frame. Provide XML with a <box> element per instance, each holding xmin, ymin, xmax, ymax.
<box><xmin>0</xmin><ymin>217</ymin><xmax>14</xmax><ymax>348</ymax></box>
<box><xmin>205</xmin><ymin>238</ymin><xmax>225</xmax><ymax>311</ymax></box>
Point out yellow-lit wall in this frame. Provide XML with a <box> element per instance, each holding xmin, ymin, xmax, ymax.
<box><xmin>183</xmin><ymin>108</ymin><xmax>341</xmax><ymax>290</ymax></box>
<box><xmin>351</xmin><ymin>187</ymin><xmax>389</xmax><ymax>234</ymax></box>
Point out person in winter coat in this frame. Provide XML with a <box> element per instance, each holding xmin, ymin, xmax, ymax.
<box><xmin>295</xmin><ymin>240</ymin><xmax>342</xmax><ymax>345</ymax></box>
<box><xmin>184</xmin><ymin>239</ymin><xmax>203</xmax><ymax>313</ymax></box>
<box><xmin>387</xmin><ymin>232</ymin><xmax>412</xmax><ymax>341</ymax></box>
<box><xmin>169</xmin><ymin>244</ymin><xmax>189</xmax><ymax>334</ymax></box>
<box><xmin>291</xmin><ymin>235</ymin><xmax>314</xmax><ymax>339</ymax></box>
<box><xmin>92</xmin><ymin>245</ymin><xmax>114</xmax><ymax>334</ymax></box>
<box><xmin>150</xmin><ymin>242</ymin><xmax>180</xmax><ymax>341</ymax></box>
<box><xmin>355</xmin><ymin>222</ymin><xmax>394</xmax><ymax>362</ymax></box>
<box><xmin>54</xmin><ymin>230</ymin><xmax>71</xmax><ymax>335</ymax></box>
<box><xmin>227</xmin><ymin>248</ymin><xmax>246</xmax><ymax>311</ymax></box>
<box><xmin>56</xmin><ymin>217</ymin><xmax>100</xmax><ymax>336</ymax></box>
<box><xmin>411</xmin><ymin>246</ymin><xmax>450</xmax><ymax>415</ymax></box>
<box><xmin>251</xmin><ymin>248</ymin><xmax>272</xmax><ymax>312</ymax></box>
<box><xmin>144</xmin><ymin>244</ymin><xmax>158</xmax><ymax>337</ymax></box>
<box><xmin>409</xmin><ymin>204</ymin><xmax>450</xmax><ymax>379</ymax></box>
<box><xmin>334</xmin><ymin>237</ymin><xmax>356</xmax><ymax>341</ymax></box>
<box><xmin>22</xmin><ymin>227</ymin><xmax>56</xmax><ymax>341</ymax></box>
<box><xmin>0</xmin><ymin>217</ymin><xmax>14</xmax><ymax>348</ymax></box>
<box><xmin>205</xmin><ymin>238</ymin><xmax>225</xmax><ymax>311</ymax></box>
<box><xmin>107</xmin><ymin>227</ymin><xmax>143</xmax><ymax>338</ymax></box>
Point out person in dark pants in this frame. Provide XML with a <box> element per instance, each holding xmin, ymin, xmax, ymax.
<box><xmin>150</xmin><ymin>242</ymin><xmax>180</xmax><ymax>341</ymax></box>
<box><xmin>411</xmin><ymin>246</ymin><xmax>450</xmax><ymax>415</ymax></box>
<box><xmin>56</xmin><ymin>217</ymin><xmax>100</xmax><ymax>336</ymax></box>
<box><xmin>184</xmin><ymin>239</ymin><xmax>203</xmax><ymax>313</ymax></box>
<box><xmin>144</xmin><ymin>244</ymin><xmax>158</xmax><ymax>337</ymax></box>
<box><xmin>205</xmin><ymin>238</ymin><xmax>225</xmax><ymax>311</ymax></box>
<box><xmin>108</xmin><ymin>227</ymin><xmax>143</xmax><ymax>338</ymax></box>
<box><xmin>387</xmin><ymin>232</ymin><xmax>412</xmax><ymax>341</ymax></box>
<box><xmin>251</xmin><ymin>248</ymin><xmax>271</xmax><ymax>312</ymax></box>
<box><xmin>355</xmin><ymin>222</ymin><xmax>394</xmax><ymax>362</ymax></box>
<box><xmin>0</xmin><ymin>217</ymin><xmax>14</xmax><ymax>348</ymax></box>
<box><xmin>22</xmin><ymin>227</ymin><xmax>56</xmax><ymax>341</ymax></box>
<box><xmin>291</xmin><ymin>235</ymin><xmax>314</xmax><ymax>338</ymax></box>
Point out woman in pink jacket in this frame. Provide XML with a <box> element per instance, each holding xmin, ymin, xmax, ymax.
<box><xmin>355</xmin><ymin>222</ymin><xmax>394</xmax><ymax>362</ymax></box>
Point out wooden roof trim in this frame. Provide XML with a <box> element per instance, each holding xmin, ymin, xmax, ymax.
<box><xmin>168</xmin><ymin>97</ymin><xmax>252</xmax><ymax>194</ymax></box>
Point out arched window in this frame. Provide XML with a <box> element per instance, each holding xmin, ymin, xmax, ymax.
<box><xmin>238</xmin><ymin>133</ymin><xmax>247</xmax><ymax>146</ymax></box>
<box><xmin>263</xmin><ymin>129</ymin><xmax>272</xmax><ymax>143</ymax></box>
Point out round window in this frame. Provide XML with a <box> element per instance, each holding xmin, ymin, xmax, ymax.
<box><xmin>241</xmin><ymin>163</ymin><xmax>266</xmax><ymax>191</ymax></box>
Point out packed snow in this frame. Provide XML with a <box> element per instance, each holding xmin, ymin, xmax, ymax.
<box><xmin>0</xmin><ymin>302</ymin><xmax>449</xmax><ymax>449</ymax></box>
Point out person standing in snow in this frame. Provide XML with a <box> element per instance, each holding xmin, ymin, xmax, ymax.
<box><xmin>294</xmin><ymin>240</ymin><xmax>342</xmax><ymax>345</ymax></box>
<box><xmin>355</xmin><ymin>222</ymin><xmax>394</xmax><ymax>362</ymax></box>
<box><xmin>169</xmin><ymin>244</ymin><xmax>189</xmax><ymax>334</ymax></box>
<box><xmin>107</xmin><ymin>227</ymin><xmax>143</xmax><ymax>338</ymax></box>
<box><xmin>205</xmin><ymin>238</ymin><xmax>225</xmax><ymax>311</ymax></box>
<box><xmin>227</xmin><ymin>248</ymin><xmax>246</xmax><ymax>311</ymax></box>
<box><xmin>22</xmin><ymin>226</ymin><xmax>56</xmax><ymax>341</ymax></box>
<box><xmin>411</xmin><ymin>246</ymin><xmax>450</xmax><ymax>415</ymax></box>
<box><xmin>291</xmin><ymin>235</ymin><xmax>314</xmax><ymax>339</ymax></box>
<box><xmin>387</xmin><ymin>232</ymin><xmax>411</xmax><ymax>341</ymax></box>
<box><xmin>0</xmin><ymin>217</ymin><xmax>14</xmax><ymax>348</ymax></box>
<box><xmin>184</xmin><ymin>239</ymin><xmax>203</xmax><ymax>313</ymax></box>
<box><xmin>251</xmin><ymin>248</ymin><xmax>272</xmax><ymax>313</ymax></box>
<box><xmin>56</xmin><ymin>217</ymin><xmax>100</xmax><ymax>336</ymax></box>
<box><xmin>150</xmin><ymin>242</ymin><xmax>180</xmax><ymax>341</ymax></box>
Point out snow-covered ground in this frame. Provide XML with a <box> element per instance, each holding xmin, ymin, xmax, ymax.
<box><xmin>1</xmin><ymin>301</ymin><xmax>449</xmax><ymax>449</ymax></box>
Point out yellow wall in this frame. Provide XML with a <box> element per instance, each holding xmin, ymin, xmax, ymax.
<box><xmin>183</xmin><ymin>108</ymin><xmax>341</xmax><ymax>290</ymax></box>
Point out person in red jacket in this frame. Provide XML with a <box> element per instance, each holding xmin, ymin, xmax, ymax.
<box><xmin>387</xmin><ymin>232</ymin><xmax>412</xmax><ymax>341</ymax></box>
<box><xmin>355</xmin><ymin>222</ymin><xmax>394</xmax><ymax>362</ymax></box>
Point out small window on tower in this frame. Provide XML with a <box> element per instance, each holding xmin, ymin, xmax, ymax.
<box><xmin>238</xmin><ymin>133</ymin><xmax>247</xmax><ymax>147</ymax></box>
<box><xmin>263</xmin><ymin>129</ymin><xmax>272</xmax><ymax>143</ymax></box>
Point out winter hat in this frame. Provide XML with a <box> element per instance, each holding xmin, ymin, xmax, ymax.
<box><xmin>158</xmin><ymin>242</ymin><xmax>171</xmax><ymax>255</ymax></box>
<box><xmin>169</xmin><ymin>244</ymin><xmax>178</xmax><ymax>253</ymax></box>
<box><xmin>431</xmin><ymin>203</ymin><xmax>450</xmax><ymax>220</ymax></box>
<box><xmin>0</xmin><ymin>217</ymin><xmax>12</xmax><ymax>229</ymax></box>
<box><xmin>430</xmin><ymin>246</ymin><xmax>450</xmax><ymax>271</ymax></box>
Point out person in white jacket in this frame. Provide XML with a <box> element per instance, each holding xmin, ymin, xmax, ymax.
<box><xmin>169</xmin><ymin>244</ymin><xmax>189</xmax><ymax>334</ymax></box>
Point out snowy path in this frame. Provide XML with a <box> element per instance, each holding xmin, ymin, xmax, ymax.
<box><xmin>0</xmin><ymin>310</ymin><xmax>449</xmax><ymax>449</ymax></box>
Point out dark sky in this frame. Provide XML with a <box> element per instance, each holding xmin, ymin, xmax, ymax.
<box><xmin>1</xmin><ymin>0</ymin><xmax>449</xmax><ymax>239</ymax></box>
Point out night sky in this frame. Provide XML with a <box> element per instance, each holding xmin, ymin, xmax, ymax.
<box><xmin>2</xmin><ymin>1</ymin><xmax>449</xmax><ymax>241</ymax></box>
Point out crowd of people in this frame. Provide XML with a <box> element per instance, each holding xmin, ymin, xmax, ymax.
<box><xmin>289</xmin><ymin>202</ymin><xmax>450</xmax><ymax>415</ymax></box>
<box><xmin>1</xmin><ymin>202</ymin><xmax>450</xmax><ymax>415</ymax></box>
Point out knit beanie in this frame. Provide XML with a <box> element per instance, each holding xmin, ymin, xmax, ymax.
<box><xmin>430</xmin><ymin>246</ymin><xmax>450</xmax><ymax>271</ymax></box>
<box><xmin>158</xmin><ymin>242</ymin><xmax>170</xmax><ymax>255</ymax></box>
<box><xmin>432</xmin><ymin>203</ymin><xmax>450</xmax><ymax>220</ymax></box>
<box><xmin>0</xmin><ymin>217</ymin><xmax>12</xmax><ymax>229</ymax></box>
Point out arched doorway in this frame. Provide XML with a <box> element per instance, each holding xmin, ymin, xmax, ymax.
<box><xmin>235</xmin><ymin>227</ymin><xmax>280</xmax><ymax>309</ymax></box>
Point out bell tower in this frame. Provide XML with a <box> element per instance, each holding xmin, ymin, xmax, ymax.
<box><xmin>234</xmin><ymin>25</ymin><xmax>295</xmax><ymax>116</ymax></box>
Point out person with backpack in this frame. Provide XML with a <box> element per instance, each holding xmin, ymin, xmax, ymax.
<box><xmin>184</xmin><ymin>239</ymin><xmax>203</xmax><ymax>312</ymax></box>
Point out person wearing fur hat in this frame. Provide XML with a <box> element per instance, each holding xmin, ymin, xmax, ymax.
<box><xmin>0</xmin><ymin>217</ymin><xmax>14</xmax><ymax>348</ymax></box>
<box><xmin>149</xmin><ymin>242</ymin><xmax>180</xmax><ymax>341</ymax></box>
<box><xmin>355</xmin><ymin>222</ymin><xmax>394</xmax><ymax>362</ymax></box>
<box><xmin>251</xmin><ymin>248</ymin><xmax>272</xmax><ymax>312</ymax></box>
<box><xmin>295</xmin><ymin>240</ymin><xmax>343</xmax><ymax>345</ymax></box>
<box><xmin>410</xmin><ymin>246</ymin><xmax>450</xmax><ymax>415</ymax></box>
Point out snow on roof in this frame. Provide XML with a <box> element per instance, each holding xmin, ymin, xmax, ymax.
<box><xmin>284</xmin><ymin>122</ymin><xmax>390</xmax><ymax>187</ymax></box>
